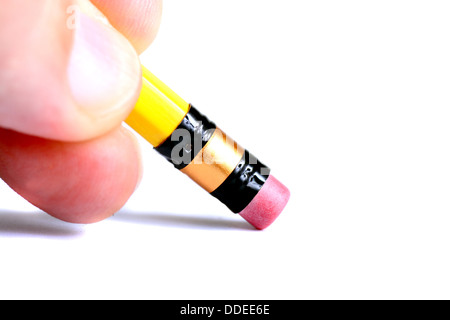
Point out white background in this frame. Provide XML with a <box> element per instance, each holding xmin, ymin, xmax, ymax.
<box><xmin>1</xmin><ymin>0</ymin><xmax>450</xmax><ymax>299</ymax></box>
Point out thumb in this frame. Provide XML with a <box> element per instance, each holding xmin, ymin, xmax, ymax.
<box><xmin>0</xmin><ymin>0</ymin><xmax>141</xmax><ymax>141</ymax></box>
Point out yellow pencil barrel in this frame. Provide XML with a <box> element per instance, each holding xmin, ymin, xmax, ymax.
<box><xmin>125</xmin><ymin>66</ymin><xmax>190</xmax><ymax>147</ymax></box>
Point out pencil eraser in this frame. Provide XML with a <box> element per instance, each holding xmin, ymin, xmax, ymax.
<box><xmin>239</xmin><ymin>175</ymin><xmax>290</xmax><ymax>230</ymax></box>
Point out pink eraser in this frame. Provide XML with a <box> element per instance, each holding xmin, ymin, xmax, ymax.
<box><xmin>239</xmin><ymin>175</ymin><xmax>290</xmax><ymax>230</ymax></box>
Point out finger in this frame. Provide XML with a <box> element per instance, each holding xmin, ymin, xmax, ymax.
<box><xmin>0</xmin><ymin>126</ymin><xmax>142</xmax><ymax>224</ymax></box>
<box><xmin>0</xmin><ymin>0</ymin><xmax>141</xmax><ymax>142</ymax></box>
<box><xmin>91</xmin><ymin>0</ymin><xmax>163</xmax><ymax>54</ymax></box>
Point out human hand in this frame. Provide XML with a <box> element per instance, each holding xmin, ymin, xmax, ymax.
<box><xmin>0</xmin><ymin>0</ymin><xmax>162</xmax><ymax>223</ymax></box>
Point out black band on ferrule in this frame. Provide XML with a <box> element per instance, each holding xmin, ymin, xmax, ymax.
<box><xmin>155</xmin><ymin>105</ymin><xmax>216</xmax><ymax>169</ymax></box>
<box><xmin>210</xmin><ymin>150</ymin><xmax>271</xmax><ymax>213</ymax></box>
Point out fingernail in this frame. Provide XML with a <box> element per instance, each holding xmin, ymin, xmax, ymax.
<box><xmin>67</xmin><ymin>1</ymin><xmax>141</xmax><ymax>116</ymax></box>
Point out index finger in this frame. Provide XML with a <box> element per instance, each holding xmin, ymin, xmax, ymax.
<box><xmin>91</xmin><ymin>0</ymin><xmax>163</xmax><ymax>54</ymax></box>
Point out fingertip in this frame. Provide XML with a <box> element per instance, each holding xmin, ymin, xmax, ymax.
<box><xmin>91</xmin><ymin>0</ymin><xmax>163</xmax><ymax>54</ymax></box>
<box><xmin>0</xmin><ymin>0</ymin><xmax>144</xmax><ymax>142</ymax></box>
<box><xmin>0</xmin><ymin>126</ymin><xmax>143</xmax><ymax>224</ymax></box>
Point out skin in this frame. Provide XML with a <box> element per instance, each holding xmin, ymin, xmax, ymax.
<box><xmin>0</xmin><ymin>0</ymin><xmax>163</xmax><ymax>223</ymax></box>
